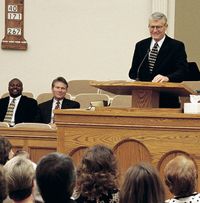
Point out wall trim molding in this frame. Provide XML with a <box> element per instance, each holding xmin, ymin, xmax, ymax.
<box><xmin>151</xmin><ymin>0</ymin><xmax>175</xmax><ymax>37</ymax></box>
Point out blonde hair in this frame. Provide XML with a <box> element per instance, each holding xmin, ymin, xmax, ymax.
<box><xmin>164</xmin><ymin>155</ymin><xmax>197</xmax><ymax>196</ymax></box>
<box><xmin>4</xmin><ymin>156</ymin><xmax>35</xmax><ymax>201</ymax></box>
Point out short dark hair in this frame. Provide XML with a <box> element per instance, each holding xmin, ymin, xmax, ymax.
<box><xmin>0</xmin><ymin>136</ymin><xmax>12</xmax><ymax>165</ymax></box>
<box><xmin>51</xmin><ymin>77</ymin><xmax>68</xmax><ymax>88</ymax></box>
<box><xmin>0</xmin><ymin>166</ymin><xmax>7</xmax><ymax>203</ymax></box>
<box><xmin>120</xmin><ymin>162</ymin><xmax>165</xmax><ymax>203</ymax></box>
<box><xmin>36</xmin><ymin>152</ymin><xmax>75</xmax><ymax>203</ymax></box>
<box><xmin>8</xmin><ymin>78</ymin><xmax>23</xmax><ymax>85</ymax></box>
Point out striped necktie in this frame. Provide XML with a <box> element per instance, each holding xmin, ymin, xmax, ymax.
<box><xmin>55</xmin><ymin>101</ymin><xmax>60</xmax><ymax>109</ymax></box>
<box><xmin>3</xmin><ymin>98</ymin><xmax>16</xmax><ymax>125</ymax></box>
<box><xmin>149</xmin><ymin>42</ymin><xmax>158</xmax><ymax>73</ymax></box>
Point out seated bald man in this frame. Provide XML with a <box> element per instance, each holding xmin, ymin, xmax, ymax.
<box><xmin>37</xmin><ymin>77</ymin><xmax>80</xmax><ymax>124</ymax></box>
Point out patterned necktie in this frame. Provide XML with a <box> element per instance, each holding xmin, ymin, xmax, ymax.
<box><xmin>149</xmin><ymin>42</ymin><xmax>158</xmax><ymax>73</ymax></box>
<box><xmin>52</xmin><ymin>101</ymin><xmax>60</xmax><ymax>123</ymax></box>
<box><xmin>3</xmin><ymin>98</ymin><xmax>16</xmax><ymax>124</ymax></box>
<box><xmin>55</xmin><ymin>101</ymin><xmax>60</xmax><ymax>109</ymax></box>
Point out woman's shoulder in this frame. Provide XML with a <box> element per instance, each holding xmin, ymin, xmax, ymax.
<box><xmin>108</xmin><ymin>189</ymin><xmax>119</xmax><ymax>203</ymax></box>
<box><xmin>165</xmin><ymin>193</ymin><xmax>200</xmax><ymax>203</ymax></box>
<box><xmin>97</xmin><ymin>188</ymin><xmax>119</xmax><ymax>203</ymax></box>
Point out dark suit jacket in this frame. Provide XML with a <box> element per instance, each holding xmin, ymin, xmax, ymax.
<box><xmin>129</xmin><ymin>35</ymin><xmax>189</xmax><ymax>82</ymax></box>
<box><xmin>0</xmin><ymin>96</ymin><xmax>38</xmax><ymax>124</ymax></box>
<box><xmin>38</xmin><ymin>98</ymin><xmax>80</xmax><ymax>123</ymax></box>
<box><xmin>129</xmin><ymin>35</ymin><xmax>189</xmax><ymax>108</ymax></box>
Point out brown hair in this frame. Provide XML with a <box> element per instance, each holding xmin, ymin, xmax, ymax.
<box><xmin>164</xmin><ymin>155</ymin><xmax>197</xmax><ymax>197</ymax></box>
<box><xmin>76</xmin><ymin>145</ymin><xmax>118</xmax><ymax>200</ymax></box>
<box><xmin>51</xmin><ymin>77</ymin><xmax>68</xmax><ymax>88</ymax></box>
<box><xmin>120</xmin><ymin>162</ymin><xmax>165</xmax><ymax>203</ymax></box>
<box><xmin>0</xmin><ymin>136</ymin><xmax>12</xmax><ymax>165</ymax></box>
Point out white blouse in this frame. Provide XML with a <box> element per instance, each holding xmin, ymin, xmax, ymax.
<box><xmin>165</xmin><ymin>193</ymin><xmax>200</xmax><ymax>203</ymax></box>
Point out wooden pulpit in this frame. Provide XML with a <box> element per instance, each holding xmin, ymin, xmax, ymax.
<box><xmin>90</xmin><ymin>80</ymin><xmax>196</xmax><ymax>108</ymax></box>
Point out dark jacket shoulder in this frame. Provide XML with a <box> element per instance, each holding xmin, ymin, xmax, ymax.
<box><xmin>20</xmin><ymin>95</ymin><xmax>38</xmax><ymax>103</ymax></box>
<box><xmin>62</xmin><ymin>98</ymin><xmax>80</xmax><ymax>108</ymax></box>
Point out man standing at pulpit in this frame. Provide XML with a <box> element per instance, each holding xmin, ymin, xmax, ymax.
<box><xmin>0</xmin><ymin>78</ymin><xmax>38</xmax><ymax>126</ymax></box>
<box><xmin>129</xmin><ymin>12</ymin><xmax>189</xmax><ymax>108</ymax></box>
<box><xmin>37</xmin><ymin>76</ymin><xmax>80</xmax><ymax>124</ymax></box>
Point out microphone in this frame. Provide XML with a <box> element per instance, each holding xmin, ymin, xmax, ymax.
<box><xmin>136</xmin><ymin>49</ymin><xmax>150</xmax><ymax>81</ymax></box>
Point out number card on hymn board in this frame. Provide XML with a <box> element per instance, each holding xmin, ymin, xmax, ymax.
<box><xmin>1</xmin><ymin>0</ymin><xmax>27</xmax><ymax>50</ymax></box>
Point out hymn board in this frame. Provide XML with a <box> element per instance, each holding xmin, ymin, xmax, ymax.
<box><xmin>1</xmin><ymin>0</ymin><xmax>27</xmax><ymax>50</ymax></box>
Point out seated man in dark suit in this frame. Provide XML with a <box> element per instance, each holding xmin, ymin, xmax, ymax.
<box><xmin>0</xmin><ymin>78</ymin><xmax>38</xmax><ymax>126</ymax></box>
<box><xmin>38</xmin><ymin>76</ymin><xmax>80</xmax><ymax>124</ymax></box>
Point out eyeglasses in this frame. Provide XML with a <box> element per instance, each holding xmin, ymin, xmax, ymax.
<box><xmin>149</xmin><ymin>25</ymin><xmax>165</xmax><ymax>30</ymax></box>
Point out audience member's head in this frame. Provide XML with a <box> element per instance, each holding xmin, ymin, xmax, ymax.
<box><xmin>120</xmin><ymin>162</ymin><xmax>165</xmax><ymax>203</ymax></box>
<box><xmin>0</xmin><ymin>136</ymin><xmax>13</xmax><ymax>165</ymax></box>
<box><xmin>8</xmin><ymin>78</ymin><xmax>23</xmax><ymax>98</ymax></box>
<box><xmin>51</xmin><ymin>77</ymin><xmax>68</xmax><ymax>101</ymax></box>
<box><xmin>4</xmin><ymin>156</ymin><xmax>35</xmax><ymax>203</ymax></box>
<box><xmin>164</xmin><ymin>155</ymin><xmax>197</xmax><ymax>197</ymax></box>
<box><xmin>0</xmin><ymin>165</ymin><xmax>7</xmax><ymax>203</ymax></box>
<box><xmin>36</xmin><ymin>152</ymin><xmax>75</xmax><ymax>203</ymax></box>
<box><xmin>76</xmin><ymin>144</ymin><xmax>118</xmax><ymax>200</ymax></box>
<box><xmin>13</xmin><ymin>150</ymin><xmax>42</xmax><ymax>203</ymax></box>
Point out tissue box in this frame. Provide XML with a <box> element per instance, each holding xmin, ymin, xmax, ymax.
<box><xmin>184</xmin><ymin>103</ymin><xmax>200</xmax><ymax>114</ymax></box>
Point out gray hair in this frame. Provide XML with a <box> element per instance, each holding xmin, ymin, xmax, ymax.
<box><xmin>149</xmin><ymin>12</ymin><xmax>167</xmax><ymax>24</ymax></box>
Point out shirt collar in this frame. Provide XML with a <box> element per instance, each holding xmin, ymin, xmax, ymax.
<box><xmin>9</xmin><ymin>95</ymin><xmax>21</xmax><ymax>102</ymax></box>
<box><xmin>53</xmin><ymin>98</ymin><xmax>64</xmax><ymax>105</ymax></box>
<box><xmin>151</xmin><ymin>35</ymin><xmax>166</xmax><ymax>49</ymax></box>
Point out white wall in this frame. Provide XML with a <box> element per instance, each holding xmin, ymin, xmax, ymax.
<box><xmin>0</xmin><ymin>0</ymin><xmax>164</xmax><ymax>97</ymax></box>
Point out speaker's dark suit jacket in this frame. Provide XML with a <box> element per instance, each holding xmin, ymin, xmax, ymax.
<box><xmin>38</xmin><ymin>98</ymin><xmax>80</xmax><ymax>123</ymax></box>
<box><xmin>129</xmin><ymin>35</ymin><xmax>189</xmax><ymax>108</ymax></box>
<box><xmin>0</xmin><ymin>96</ymin><xmax>38</xmax><ymax>124</ymax></box>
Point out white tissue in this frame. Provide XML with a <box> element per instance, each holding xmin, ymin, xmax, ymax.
<box><xmin>190</xmin><ymin>95</ymin><xmax>200</xmax><ymax>103</ymax></box>
<box><xmin>184</xmin><ymin>103</ymin><xmax>200</xmax><ymax>114</ymax></box>
<box><xmin>184</xmin><ymin>95</ymin><xmax>200</xmax><ymax>114</ymax></box>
